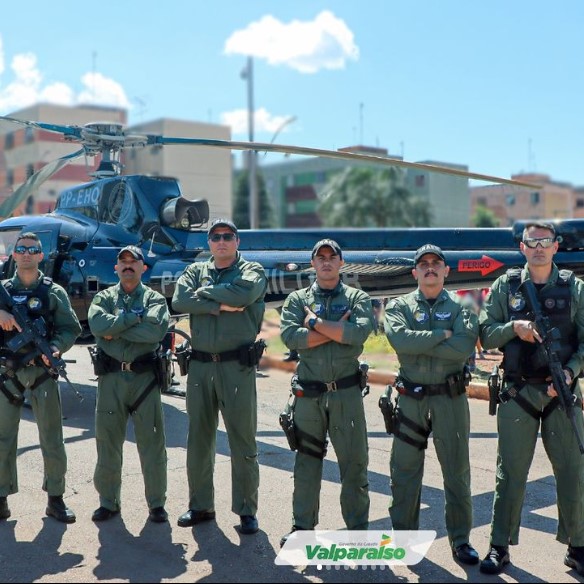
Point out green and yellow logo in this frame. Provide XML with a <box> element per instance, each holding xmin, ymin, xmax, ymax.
<box><xmin>305</xmin><ymin>540</ymin><xmax>406</xmax><ymax>562</ymax></box>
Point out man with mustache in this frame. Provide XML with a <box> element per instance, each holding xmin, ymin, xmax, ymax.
<box><xmin>88</xmin><ymin>245</ymin><xmax>169</xmax><ymax>523</ymax></box>
<box><xmin>479</xmin><ymin>222</ymin><xmax>584</xmax><ymax>576</ymax></box>
<box><xmin>385</xmin><ymin>244</ymin><xmax>479</xmax><ymax>565</ymax></box>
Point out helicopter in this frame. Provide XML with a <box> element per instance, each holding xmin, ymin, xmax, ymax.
<box><xmin>1</xmin><ymin>113</ymin><xmax>584</xmax><ymax>334</ymax></box>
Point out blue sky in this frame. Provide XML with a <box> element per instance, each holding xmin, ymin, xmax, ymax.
<box><xmin>1</xmin><ymin>1</ymin><xmax>583</xmax><ymax>186</ymax></box>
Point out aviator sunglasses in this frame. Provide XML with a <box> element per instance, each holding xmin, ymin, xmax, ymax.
<box><xmin>522</xmin><ymin>237</ymin><xmax>555</xmax><ymax>249</ymax></box>
<box><xmin>208</xmin><ymin>233</ymin><xmax>236</xmax><ymax>242</ymax></box>
<box><xmin>14</xmin><ymin>245</ymin><xmax>42</xmax><ymax>255</ymax></box>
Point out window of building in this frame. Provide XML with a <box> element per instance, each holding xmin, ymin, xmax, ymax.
<box><xmin>6</xmin><ymin>169</ymin><xmax>13</xmax><ymax>187</ymax></box>
<box><xmin>506</xmin><ymin>194</ymin><xmax>516</xmax><ymax>206</ymax></box>
<box><xmin>477</xmin><ymin>197</ymin><xmax>487</xmax><ymax>206</ymax></box>
<box><xmin>415</xmin><ymin>174</ymin><xmax>425</xmax><ymax>188</ymax></box>
<box><xmin>577</xmin><ymin>199</ymin><xmax>584</xmax><ymax>208</ymax></box>
<box><xmin>26</xmin><ymin>164</ymin><xmax>35</xmax><ymax>179</ymax></box>
<box><xmin>531</xmin><ymin>191</ymin><xmax>540</xmax><ymax>205</ymax></box>
<box><xmin>4</xmin><ymin>133</ymin><xmax>14</xmax><ymax>149</ymax></box>
<box><xmin>24</xmin><ymin>127</ymin><xmax>34</xmax><ymax>143</ymax></box>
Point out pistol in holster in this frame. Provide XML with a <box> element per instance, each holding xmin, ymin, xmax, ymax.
<box><xmin>174</xmin><ymin>342</ymin><xmax>191</xmax><ymax>376</ymax></box>
<box><xmin>239</xmin><ymin>339</ymin><xmax>267</xmax><ymax>368</ymax></box>
<box><xmin>156</xmin><ymin>346</ymin><xmax>172</xmax><ymax>393</ymax></box>
<box><xmin>279</xmin><ymin>397</ymin><xmax>298</xmax><ymax>452</ymax></box>
<box><xmin>488</xmin><ymin>365</ymin><xmax>501</xmax><ymax>416</ymax></box>
<box><xmin>378</xmin><ymin>385</ymin><xmax>397</xmax><ymax>435</ymax></box>
<box><xmin>87</xmin><ymin>346</ymin><xmax>112</xmax><ymax>376</ymax></box>
<box><xmin>359</xmin><ymin>362</ymin><xmax>370</xmax><ymax>398</ymax></box>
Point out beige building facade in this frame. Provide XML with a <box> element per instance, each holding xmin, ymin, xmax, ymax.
<box><xmin>470</xmin><ymin>173</ymin><xmax>577</xmax><ymax>226</ymax></box>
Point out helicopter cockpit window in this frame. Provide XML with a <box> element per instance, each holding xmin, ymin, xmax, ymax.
<box><xmin>98</xmin><ymin>181</ymin><xmax>141</xmax><ymax>232</ymax></box>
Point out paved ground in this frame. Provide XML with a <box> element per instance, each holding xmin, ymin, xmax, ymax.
<box><xmin>0</xmin><ymin>343</ymin><xmax>581</xmax><ymax>583</ymax></box>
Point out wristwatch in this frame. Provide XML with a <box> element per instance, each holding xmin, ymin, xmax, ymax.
<box><xmin>308</xmin><ymin>317</ymin><xmax>319</xmax><ymax>330</ymax></box>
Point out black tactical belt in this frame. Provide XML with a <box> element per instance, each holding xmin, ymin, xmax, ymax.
<box><xmin>108</xmin><ymin>352</ymin><xmax>157</xmax><ymax>374</ymax></box>
<box><xmin>296</xmin><ymin>372</ymin><xmax>361</xmax><ymax>394</ymax></box>
<box><xmin>191</xmin><ymin>348</ymin><xmax>240</xmax><ymax>363</ymax></box>
<box><xmin>520</xmin><ymin>377</ymin><xmax>550</xmax><ymax>385</ymax></box>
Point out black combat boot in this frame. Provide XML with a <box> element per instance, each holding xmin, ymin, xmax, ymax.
<box><xmin>46</xmin><ymin>495</ymin><xmax>76</xmax><ymax>523</ymax></box>
<box><xmin>0</xmin><ymin>496</ymin><xmax>10</xmax><ymax>520</ymax></box>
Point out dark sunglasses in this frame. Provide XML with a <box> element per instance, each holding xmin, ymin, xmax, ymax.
<box><xmin>523</xmin><ymin>237</ymin><xmax>555</xmax><ymax>249</ymax></box>
<box><xmin>14</xmin><ymin>245</ymin><xmax>42</xmax><ymax>255</ymax></box>
<box><xmin>209</xmin><ymin>233</ymin><xmax>236</xmax><ymax>242</ymax></box>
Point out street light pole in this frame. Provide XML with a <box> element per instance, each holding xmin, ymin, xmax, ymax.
<box><xmin>243</xmin><ymin>56</ymin><xmax>258</xmax><ymax>229</ymax></box>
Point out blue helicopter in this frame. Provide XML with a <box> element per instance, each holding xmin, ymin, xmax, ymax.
<box><xmin>0</xmin><ymin>115</ymin><xmax>582</xmax><ymax>332</ymax></box>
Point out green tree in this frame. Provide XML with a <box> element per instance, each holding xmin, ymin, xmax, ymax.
<box><xmin>318</xmin><ymin>167</ymin><xmax>432</xmax><ymax>227</ymax></box>
<box><xmin>233</xmin><ymin>169</ymin><xmax>275</xmax><ymax>229</ymax></box>
<box><xmin>472</xmin><ymin>204</ymin><xmax>500</xmax><ymax>227</ymax></box>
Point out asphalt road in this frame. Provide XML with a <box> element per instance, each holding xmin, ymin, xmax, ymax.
<box><xmin>0</xmin><ymin>343</ymin><xmax>581</xmax><ymax>583</ymax></box>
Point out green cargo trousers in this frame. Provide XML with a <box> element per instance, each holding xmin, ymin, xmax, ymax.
<box><xmin>490</xmin><ymin>383</ymin><xmax>584</xmax><ymax>547</ymax></box>
<box><xmin>186</xmin><ymin>361</ymin><xmax>259</xmax><ymax>516</ymax></box>
<box><xmin>0</xmin><ymin>370</ymin><xmax>66</xmax><ymax>497</ymax></box>
<box><xmin>94</xmin><ymin>370</ymin><xmax>167</xmax><ymax>511</ymax></box>
<box><xmin>292</xmin><ymin>386</ymin><xmax>369</xmax><ymax>530</ymax></box>
<box><xmin>389</xmin><ymin>392</ymin><xmax>472</xmax><ymax>548</ymax></box>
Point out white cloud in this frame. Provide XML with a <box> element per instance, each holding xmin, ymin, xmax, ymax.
<box><xmin>224</xmin><ymin>10</ymin><xmax>359</xmax><ymax>74</ymax></box>
<box><xmin>77</xmin><ymin>72</ymin><xmax>131</xmax><ymax>108</ymax></box>
<box><xmin>221</xmin><ymin>107</ymin><xmax>296</xmax><ymax>138</ymax></box>
<box><xmin>0</xmin><ymin>37</ymin><xmax>130</xmax><ymax>114</ymax></box>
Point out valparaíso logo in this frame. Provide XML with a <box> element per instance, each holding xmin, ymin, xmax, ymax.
<box><xmin>276</xmin><ymin>530</ymin><xmax>436</xmax><ymax>567</ymax></box>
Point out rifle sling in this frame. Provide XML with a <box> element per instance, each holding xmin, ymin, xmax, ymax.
<box><xmin>128</xmin><ymin>375</ymin><xmax>158</xmax><ymax>416</ymax></box>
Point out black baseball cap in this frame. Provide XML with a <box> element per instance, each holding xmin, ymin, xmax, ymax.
<box><xmin>118</xmin><ymin>245</ymin><xmax>144</xmax><ymax>261</ymax></box>
<box><xmin>208</xmin><ymin>218</ymin><xmax>238</xmax><ymax>235</ymax></box>
<box><xmin>414</xmin><ymin>244</ymin><xmax>445</xmax><ymax>264</ymax></box>
<box><xmin>312</xmin><ymin>239</ymin><xmax>343</xmax><ymax>259</ymax></box>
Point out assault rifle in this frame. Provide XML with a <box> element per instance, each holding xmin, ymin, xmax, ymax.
<box><xmin>522</xmin><ymin>280</ymin><xmax>584</xmax><ymax>454</ymax></box>
<box><xmin>0</xmin><ymin>282</ymin><xmax>82</xmax><ymax>401</ymax></box>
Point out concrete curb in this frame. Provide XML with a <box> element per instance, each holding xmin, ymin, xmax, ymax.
<box><xmin>260</xmin><ymin>355</ymin><xmax>489</xmax><ymax>401</ymax></box>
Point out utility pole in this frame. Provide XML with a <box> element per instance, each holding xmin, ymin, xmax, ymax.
<box><xmin>242</xmin><ymin>56</ymin><xmax>258</xmax><ymax>229</ymax></box>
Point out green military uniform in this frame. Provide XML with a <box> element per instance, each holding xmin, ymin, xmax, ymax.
<box><xmin>385</xmin><ymin>288</ymin><xmax>478</xmax><ymax>548</ymax></box>
<box><xmin>280</xmin><ymin>281</ymin><xmax>374</xmax><ymax>530</ymax></box>
<box><xmin>0</xmin><ymin>272</ymin><xmax>81</xmax><ymax>498</ymax></box>
<box><xmin>480</xmin><ymin>264</ymin><xmax>584</xmax><ymax>547</ymax></box>
<box><xmin>88</xmin><ymin>282</ymin><xmax>169</xmax><ymax>512</ymax></box>
<box><xmin>172</xmin><ymin>252</ymin><xmax>266</xmax><ymax>516</ymax></box>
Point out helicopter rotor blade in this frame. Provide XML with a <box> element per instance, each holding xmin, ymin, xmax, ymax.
<box><xmin>0</xmin><ymin>115</ymin><xmax>540</xmax><ymax>189</ymax></box>
<box><xmin>147</xmin><ymin>136</ymin><xmax>540</xmax><ymax>189</ymax></box>
<box><xmin>0</xmin><ymin>148</ymin><xmax>85</xmax><ymax>218</ymax></box>
<box><xmin>0</xmin><ymin>115</ymin><xmax>83</xmax><ymax>140</ymax></box>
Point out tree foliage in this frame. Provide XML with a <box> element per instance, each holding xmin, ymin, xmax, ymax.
<box><xmin>233</xmin><ymin>169</ymin><xmax>275</xmax><ymax>229</ymax></box>
<box><xmin>472</xmin><ymin>204</ymin><xmax>500</xmax><ymax>227</ymax></box>
<box><xmin>318</xmin><ymin>167</ymin><xmax>432</xmax><ymax>227</ymax></box>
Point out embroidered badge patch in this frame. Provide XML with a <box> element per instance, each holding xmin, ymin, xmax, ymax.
<box><xmin>434</xmin><ymin>311</ymin><xmax>452</xmax><ymax>321</ymax></box>
<box><xmin>509</xmin><ymin>293</ymin><xmax>526</xmax><ymax>311</ymax></box>
<box><xmin>414</xmin><ymin>310</ymin><xmax>428</xmax><ymax>323</ymax></box>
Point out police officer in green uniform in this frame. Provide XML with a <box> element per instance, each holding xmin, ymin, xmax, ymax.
<box><xmin>479</xmin><ymin>222</ymin><xmax>584</xmax><ymax>576</ymax></box>
<box><xmin>385</xmin><ymin>244</ymin><xmax>479</xmax><ymax>565</ymax></box>
<box><xmin>88</xmin><ymin>245</ymin><xmax>169</xmax><ymax>523</ymax></box>
<box><xmin>0</xmin><ymin>232</ymin><xmax>81</xmax><ymax>523</ymax></box>
<box><xmin>279</xmin><ymin>239</ymin><xmax>373</xmax><ymax>545</ymax></box>
<box><xmin>172</xmin><ymin>219</ymin><xmax>267</xmax><ymax>535</ymax></box>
